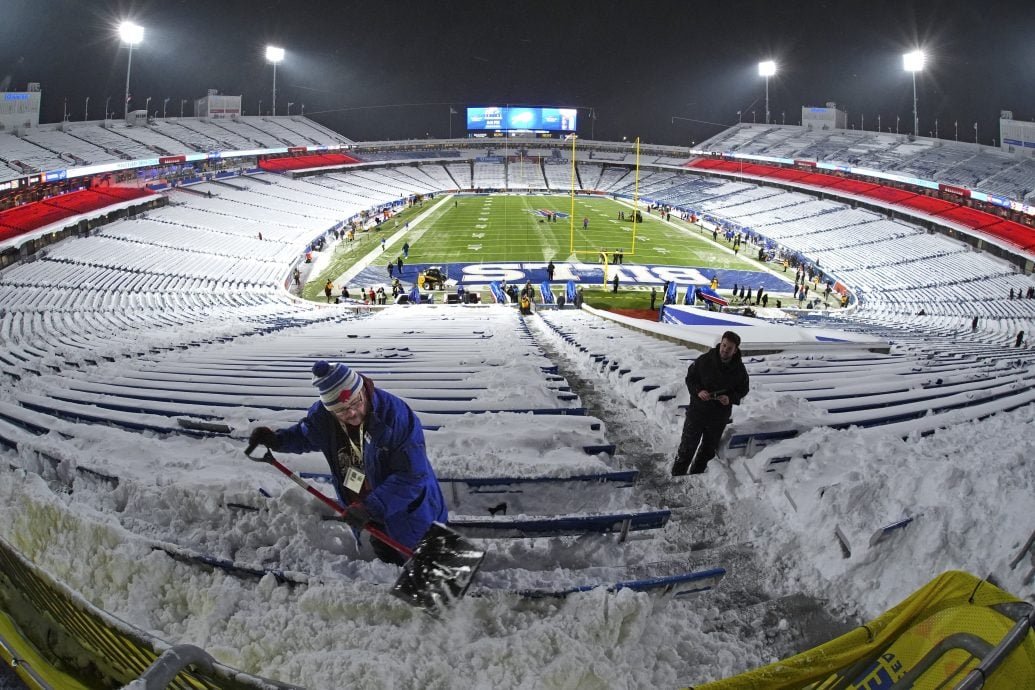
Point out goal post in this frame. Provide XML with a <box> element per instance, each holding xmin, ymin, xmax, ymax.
<box><xmin>567</xmin><ymin>134</ymin><xmax>641</xmax><ymax>265</ymax></box>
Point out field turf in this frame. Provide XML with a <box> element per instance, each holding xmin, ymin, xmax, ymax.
<box><xmin>305</xmin><ymin>194</ymin><xmax>764</xmax><ymax>303</ymax></box>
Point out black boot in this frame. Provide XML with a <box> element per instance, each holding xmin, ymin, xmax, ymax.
<box><xmin>671</xmin><ymin>457</ymin><xmax>691</xmax><ymax>476</ymax></box>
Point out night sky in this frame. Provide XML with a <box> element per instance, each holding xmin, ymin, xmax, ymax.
<box><xmin>2</xmin><ymin>0</ymin><xmax>1033</xmax><ymax>147</ymax></box>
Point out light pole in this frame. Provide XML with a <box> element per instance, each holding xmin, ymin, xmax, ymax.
<box><xmin>265</xmin><ymin>45</ymin><xmax>285</xmax><ymax>117</ymax></box>
<box><xmin>301</xmin><ymin>103</ymin><xmax>305</xmax><ymax>117</ymax></box>
<box><xmin>287</xmin><ymin>102</ymin><xmax>294</xmax><ymax>116</ymax></box>
<box><xmin>955</xmin><ymin>120</ymin><xmax>958</xmax><ymax>141</ymax></box>
<box><xmin>180</xmin><ymin>99</ymin><xmax>186</xmax><ymax>118</ymax></box>
<box><xmin>935</xmin><ymin>118</ymin><xmax>938</xmax><ymax>139</ymax></box>
<box><xmin>119</xmin><ymin>21</ymin><xmax>144</xmax><ymax>120</ymax></box>
<box><xmin>84</xmin><ymin>96</ymin><xmax>89</xmax><ymax>121</ymax></box>
<box><xmin>163</xmin><ymin>97</ymin><xmax>169</xmax><ymax>118</ymax></box>
<box><xmin>903</xmin><ymin>50</ymin><xmax>924</xmax><ymax>136</ymax></box>
<box><xmin>896</xmin><ymin>115</ymin><xmax>899</xmax><ymax>134</ymax></box>
<box><xmin>878</xmin><ymin>114</ymin><xmax>881</xmax><ymax>132</ymax></box>
<box><xmin>145</xmin><ymin>96</ymin><xmax>152</xmax><ymax>118</ymax></box>
<box><xmin>758</xmin><ymin>60</ymin><xmax>776</xmax><ymax>125</ymax></box>
<box><xmin>258</xmin><ymin>100</ymin><xmax>263</xmax><ymax>116</ymax></box>
<box><xmin>105</xmin><ymin>96</ymin><xmax>111</xmax><ymax>121</ymax></box>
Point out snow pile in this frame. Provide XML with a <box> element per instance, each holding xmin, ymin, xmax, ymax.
<box><xmin>0</xmin><ymin>305</ymin><xmax>1033</xmax><ymax>689</ymax></box>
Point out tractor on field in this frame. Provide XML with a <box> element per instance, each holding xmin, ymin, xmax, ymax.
<box><xmin>419</xmin><ymin>266</ymin><xmax>447</xmax><ymax>290</ymax></box>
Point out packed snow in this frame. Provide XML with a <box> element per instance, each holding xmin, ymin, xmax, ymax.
<box><xmin>2</xmin><ymin>300</ymin><xmax>1033</xmax><ymax>689</ymax></box>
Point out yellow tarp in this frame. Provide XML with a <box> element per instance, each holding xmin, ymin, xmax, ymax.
<box><xmin>689</xmin><ymin>570</ymin><xmax>1035</xmax><ymax>690</ymax></box>
<box><xmin>0</xmin><ymin>608</ymin><xmax>92</xmax><ymax>690</ymax></box>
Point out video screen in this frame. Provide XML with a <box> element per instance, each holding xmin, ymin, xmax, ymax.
<box><xmin>467</xmin><ymin>107</ymin><xmax>577</xmax><ymax>132</ymax></box>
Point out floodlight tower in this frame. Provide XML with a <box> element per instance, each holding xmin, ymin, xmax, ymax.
<box><xmin>759</xmin><ymin>60</ymin><xmax>776</xmax><ymax>125</ymax></box>
<box><xmin>119</xmin><ymin>21</ymin><xmax>144</xmax><ymax>120</ymax></box>
<box><xmin>266</xmin><ymin>45</ymin><xmax>285</xmax><ymax>117</ymax></box>
<box><xmin>903</xmin><ymin>50</ymin><xmax>925</xmax><ymax>136</ymax></box>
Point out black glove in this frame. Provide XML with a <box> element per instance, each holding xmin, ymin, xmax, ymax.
<box><xmin>343</xmin><ymin>502</ymin><xmax>371</xmax><ymax>530</ymax></box>
<box><xmin>247</xmin><ymin>427</ymin><xmax>278</xmax><ymax>451</ymax></box>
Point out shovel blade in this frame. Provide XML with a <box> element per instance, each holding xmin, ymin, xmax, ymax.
<box><xmin>391</xmin><ymin>522</ymin><xmax>485</xmax><ymax>610</ymax></box>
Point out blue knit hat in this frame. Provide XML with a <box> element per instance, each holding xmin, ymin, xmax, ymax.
<box><xmin>312</xmin><ymin>360</ymin><xmax>362</xmax><ymax>410</ymax></box>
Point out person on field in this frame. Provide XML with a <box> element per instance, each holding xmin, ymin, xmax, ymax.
<box><xmin>248</xmin><ymin>361</ymin><xmax>447</xmax><ymax>565</ymax></box>
<box><xmin>672</xmin><ymin>331</ymin><xmax>750</xmax><ymax>476</ymax></box>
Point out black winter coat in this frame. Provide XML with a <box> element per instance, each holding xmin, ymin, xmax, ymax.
<box><xmin>685</xmin><ymin>346</ymin><xmax>750</xmax><ymax>423</ymax></box>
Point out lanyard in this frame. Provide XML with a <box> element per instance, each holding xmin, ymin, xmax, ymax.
<box><xmin>344</xmin><ymin>421</ymin><xmax>364</xmax><ymax>465</ymax></box>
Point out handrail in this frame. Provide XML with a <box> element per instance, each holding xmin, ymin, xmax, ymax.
<box><xmin>952</xmin><ymin>602</ymin><xmax>1035</xmax><ymax>690</ymax></box>
<box><xmin>121</xmin><ymin>644</ymin><xmax>216</xmax><ymax>690</ymax></box>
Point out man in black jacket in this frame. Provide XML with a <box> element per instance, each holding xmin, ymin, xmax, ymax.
<box><xmin>672</xmin><ymin>331</ymin><xmax>750</xmax><ymax>476</ymax></box>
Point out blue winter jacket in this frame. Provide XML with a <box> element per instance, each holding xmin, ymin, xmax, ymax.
<box><xmin>272</xmin><ymin>379</ymin><xmax>447</xmax><ymax>549</ymax></box>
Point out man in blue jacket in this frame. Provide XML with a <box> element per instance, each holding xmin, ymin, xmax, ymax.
<box><xmin>248</xmin><ymin>360</ymin><xmax>447</xmax><ymax>565</ymax></box>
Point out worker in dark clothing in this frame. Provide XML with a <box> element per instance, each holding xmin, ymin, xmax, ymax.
<box><xmin>672</xmin><ymin>331</ymin><xmax>750</xmax><ymax>476</ymax></box>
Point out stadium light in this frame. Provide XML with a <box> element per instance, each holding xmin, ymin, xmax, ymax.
<box><xmin>758</xmin><ymin>60</ymin><xmax>776</xmax><ymax>126</ymax></box>
<box><xmin>903</xmin><ymin>50</ymin><xmax>925</xmax><ymax>136</ymax></box>
<box><xmin>265</xmin><ymin>45</ymin><xmax>285</xmax><ymax>117</ymax></box>
<box><xmin>119</xmin><ymin>21</ymin><xmax>144</xmax><ymax>120</ymax></box>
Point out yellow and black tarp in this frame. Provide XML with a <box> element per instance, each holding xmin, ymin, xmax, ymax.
<box><xmin>0</xmin><ymin>534</ymin><xmax>300</xmax><ymax>689</ymax></box>
<box><xmin>0</xmin><ymin>608</ymin><xmax>92</xmax><ymax>690</ymax></box>
<box><xmin>689</xmin><ymin>570</ymin><xmax>1035</xmax><ymax>690</ymax></box>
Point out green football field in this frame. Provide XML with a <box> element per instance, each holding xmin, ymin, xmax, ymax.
<box><xmin>404</xmin><ymin>195</ymin><xmax>759</xmax><ymax>269</ymax></box>
<box><xmin>305</xmin><ymin>194</ymin><xmax>766</xmax><ymax>302</ymax></box>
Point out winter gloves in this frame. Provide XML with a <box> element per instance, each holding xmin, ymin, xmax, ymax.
<box><xmin>343</xmin><ymin>502</ymin><xmax>371</xmax><ymax>530</ymax></box>
<box><xmin>248</xmin><ymin>426</ymin><xmax>278</xmax><ymax>450</ymax></box>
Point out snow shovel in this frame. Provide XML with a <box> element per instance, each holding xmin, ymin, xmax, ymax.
<box><xmin>245</xmin><ymin>445</ymin><xmax>484</xmax><ymax>610</ymax></box>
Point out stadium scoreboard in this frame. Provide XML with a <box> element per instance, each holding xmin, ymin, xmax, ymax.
<box><xmin>466</xmin><ymin>106</ymin><xmax>577</xmax><ymax>137</ymax></box>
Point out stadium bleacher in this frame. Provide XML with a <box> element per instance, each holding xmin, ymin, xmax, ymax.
<box><xmin>1</xmin><ymin>127</ymin><xmax>1035</xmax><ymax>689</ymax></box>
<box><xmin>687</xmin><ymin>159</ymin><xmax>1035</xmax><ymax>253</ymax></box>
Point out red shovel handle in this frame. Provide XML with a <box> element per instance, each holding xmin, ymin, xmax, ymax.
<box><xmin>245</xmin><ymin>445</ymin><xmax>414</xmax><ymax>558</ymax></box>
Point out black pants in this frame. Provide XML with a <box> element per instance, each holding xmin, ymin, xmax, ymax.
<box><xmin>672</xmin><ymin>413</ymin><xmax>727</xmax><ymax>476</ymax></box>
